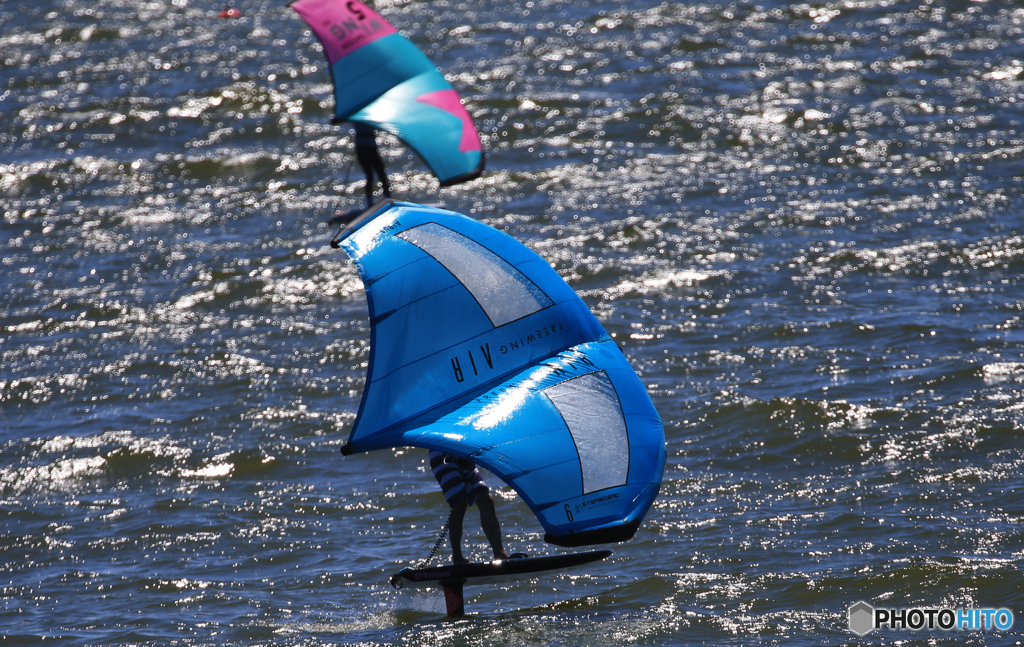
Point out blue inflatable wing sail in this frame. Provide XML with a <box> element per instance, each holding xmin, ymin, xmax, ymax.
<box><xmin>291</xmin><ymin>0</ymin><xmax>484</xmax><ymax>186</ymax></box>
<box><xmin>335</xmin><ymin>202</ymin><xmax>665</xmax><ymax>546</ymax></box>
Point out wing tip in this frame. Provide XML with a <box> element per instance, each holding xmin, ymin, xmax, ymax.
<box><xmin>438</xmin><ymin>153</ymin><xmax>486</xmax><ymax>188</ymax></box>
<box><xmin>543</xmin><ymin>517</ymin><xmax>642</xmax><ymax>548</ymax></box>
<box><xmin>330</xmin><ymin>199</ymin><xmax>397</xmax><ymax>248</ymax></box>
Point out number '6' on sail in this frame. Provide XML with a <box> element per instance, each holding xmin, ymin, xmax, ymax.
<box><xmin>334</xmin><ymin>202</ymin><xmax>665</xmax><ymax>547</ymax></box>
<box><xmin>291</xmin><ymin>0</ymin><xmax>484</xmax><ymax>187</ymax></box>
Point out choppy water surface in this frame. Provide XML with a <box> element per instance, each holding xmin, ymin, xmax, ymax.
<box><xmin>2</xmin><ymin>0</ymin><xmax>1023</xmax><ymax>644</ymax></box>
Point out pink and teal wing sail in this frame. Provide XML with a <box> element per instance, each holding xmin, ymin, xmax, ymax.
<box><xmin>291</xmin><ymin>0</ymin><xmax>484</xmax><ymax>186</ymax></box>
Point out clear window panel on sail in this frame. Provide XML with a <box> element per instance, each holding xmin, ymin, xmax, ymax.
<box><xmin>397</xmin><ymin>223</ymin><xmax>553</xmax><ymax>327</ymax></box>
<box><xmin>544</xmin><ymin>371</ymin><xmax>630</xmax><ymax>494</ymax></box>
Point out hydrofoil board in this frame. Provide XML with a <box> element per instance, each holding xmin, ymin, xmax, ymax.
<box><xmin>390</xmin><ymin>549</ymin><xmax>612</xmax><ymax>590</ymax></box>
<box><xmin>390</xmin><ymin>549</ymin><xmax>612</xmax><ymax>616</ymax></box>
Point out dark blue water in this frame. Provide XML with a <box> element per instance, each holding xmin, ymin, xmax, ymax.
<box><xmin>2</xmin><ymin>0</ymin><xmax>1023</xmax><ymax>644</ymax></box>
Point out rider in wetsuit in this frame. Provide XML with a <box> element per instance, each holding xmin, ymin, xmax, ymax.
<box><xmin>353</xmin><ymin>122</ymin><xmax>391</xmax><ymax>209</ymax></box>
<box><xmin>428</xmin><ymin>450</ymin><xmax>512</xmax><ymax>564</ymax></box>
